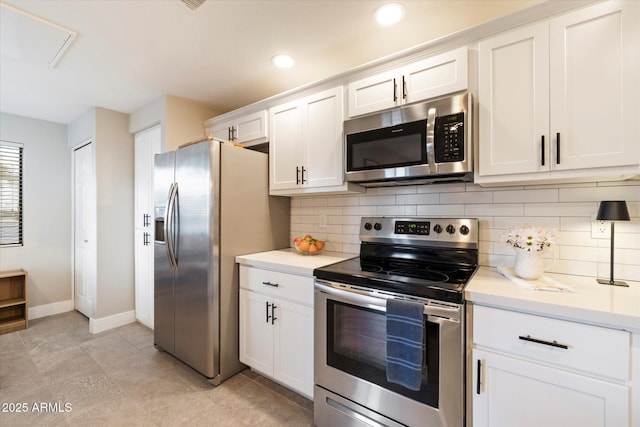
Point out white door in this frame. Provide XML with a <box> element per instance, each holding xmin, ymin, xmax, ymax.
<box><xmin>549</xmin><ymin>0</ymin><xmax>639</xmax><ymax>170</ymax></box>
<box><xmin>234</xmin><ymin>110</ymin><xmax>268</xmax><ymax>143</ymax></box>
<box><xmin>73</xmin><ymin>142</ymin><xmax>96</xmax><ymax>318</ymax></box>
<box><xmin>403</xmin><ymin>47</ymin><xmax>468</xmax><ymax>104</ymax></box>
<box><xmin>273</xmin><ymin>298</ymin><xmax>314</xmax><ymax>398</ymax></box>
<box><xmin>239</xmin><ymin>289</ymin><xmax>274</xmax><ymax>375</ymax></box>
<box><xmin>303</xmin><ymin>86</ymin><xmax>344</xmax><ymax>189</ymax></box>
<box><xmin>472</xmin><ymin>349</ymin><xmax>629</xmax><ymax>427</ymax></box>
<box><xmin>269</xmin><ymin>101</ymin><xmax>302</xmax><ymax>191</ymax></box>
<box><xmin>347</xmin><ymin>69</ymin><xmax>399</xmax><ymax>117</ymax></box>
<box><xmin>478</xmin><ymin>21</ymin><xmax>550</xmax><ymax>176</ymax></box>
<box><xmin>134</xmin><ymin>126</ymin><xmax>161</xmax><ymax>328</ymax></box>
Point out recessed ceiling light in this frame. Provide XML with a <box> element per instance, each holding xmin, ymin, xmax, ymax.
<box><xmin>374</xmin><ymin>3</ymin><xmax>405</xmax><ymax>26</ymax></box>
<box><xmin>271</xmin><ymin>54</ymin><xmax>295</xmax><ymax>69</ymax></box>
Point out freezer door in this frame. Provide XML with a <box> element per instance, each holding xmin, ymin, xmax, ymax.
<box><xmin>174</xmin><ymin>140</ymin><xmax>220</xmax><ymax>378</ymax></box>
<box><xmin>153</xmin><ymin>151</ymin><xmax>176</xmax><ymax>354</ymax></box>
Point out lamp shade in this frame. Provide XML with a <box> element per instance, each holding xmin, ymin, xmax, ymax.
<box><xmin>596</xmin><ymin>201</ymin><xmax>630</xmax><ymax>221</ymax></box>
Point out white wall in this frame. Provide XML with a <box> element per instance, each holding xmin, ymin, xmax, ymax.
<box><xmin>0</xmin><ymin>113</ymin><xmax>72</xmax><ymax>309</ymax></box>
<box><xmin>94</xmin><ymin>108</ymin><xmax>135</xmax><ymax>319</ymax></box>
<box><xmin>291</xmin><ymin>180</ymin><xmax>640</xmax><ymax>282</ymax></box>
<box><xmin>67</xmin><ymin>107</ymin><xmax>135</xmax><ymax>323</ymax></box>
<box><xmin>128</xmin><ymin>95</ymin><xmax>217</xmax><ymax>153</ymax></box>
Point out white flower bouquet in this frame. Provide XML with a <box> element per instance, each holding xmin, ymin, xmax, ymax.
<box><xmin>503</xmin><ymin>225</ymin><xmax>555</xmax><ymax>253</ymax></box>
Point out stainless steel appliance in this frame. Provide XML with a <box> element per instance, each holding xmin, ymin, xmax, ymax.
<box><xmin>154</xmin><ymin>138</ymin><xmax>289</xmax><ymax>384</ymax></box>
<box><xmin>314</xmin><ymin>216</ymin><xmax>478</xmax><ymax>427</ymax></box>
<box><xmin>344</xmin><ymin>92</ymin><xmax>472</xmax><ymax>186</ymax></box>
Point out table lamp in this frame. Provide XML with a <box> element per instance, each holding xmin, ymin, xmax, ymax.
<box><xmin>596</xmin><ymin>200</ymin><xmax>630</xmax><ymax>287</ymax></box>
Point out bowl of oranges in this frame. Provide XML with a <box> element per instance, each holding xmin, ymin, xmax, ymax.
<box><xmin>293</xmin><ymin>235</ymin><xmax>326</xmax><ymax>255</ymax></box>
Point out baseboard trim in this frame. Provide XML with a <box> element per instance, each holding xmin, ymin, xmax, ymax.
<box><xmin>28</xmin><ymin>300</ymin><xmax>74</xmax><ymax>320</ymax></box>
<box><xmin>89</xmin><ymin>310</ymin><xmax>136</xmax><ymax>334</ymax></box>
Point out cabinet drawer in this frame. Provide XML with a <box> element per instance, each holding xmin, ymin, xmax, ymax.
<box><xmin>239</xmin><ymin>266</ymin><xmax>313</xmax><ymax>305</ymax></box>
<box><xmin>473</xmin><ymin>305</ymin><xmax>630</xmax><ymax>381</ymax></box>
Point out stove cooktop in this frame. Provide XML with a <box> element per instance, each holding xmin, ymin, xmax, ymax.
<box><xmin>314</xmin><ymin>257</ymin><xmax>477</xmax><ymax>304</ymax></box>
<box><xmin>314</xmin><ymin>216</ymin><xmax>480</xmax><ymax>304</ymax></box>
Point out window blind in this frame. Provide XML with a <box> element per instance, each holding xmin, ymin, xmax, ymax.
<box><xmin>0</xmin><ymin>141</ymin><xmax>23</xmax><ymax>246</ymax></box>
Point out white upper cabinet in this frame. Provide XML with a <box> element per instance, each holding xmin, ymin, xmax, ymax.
<box><xmin>269</xmin><ymin>86</ymin><xmax>363</xmax><ymax>196</ymax></box>
<box><xmin>348</xmin><ymin>47</ymin><xmax>468</xmax><ymax>117</ymax></box>
<box><xmin>477</xmin><ymin>0</ymin><xmax>640</xmax><ymax>185</ymax></box>
<box><xmin>204</xmin><ymin>109</ymin><xmax>268</xmax><ymax>145</ymax></box>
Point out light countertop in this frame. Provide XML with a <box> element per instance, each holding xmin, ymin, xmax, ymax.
<box><xmin>236</xmin><ymin>248</ymin><xmax>355</xmax><ymax>277</ymax></box>
<box><xmin>466</xmin><ymin>267</ymin><xmax>640</xmax><ymax>333</ymax></box>
<box><xmin>236</xmin><ymin>251</ymin><xmax>640</xmax><ymax>332</ymax></box>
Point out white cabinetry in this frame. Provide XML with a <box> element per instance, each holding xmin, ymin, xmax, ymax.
<box><xmin>477</xmin><ymin>0</ymin><xmax>640</xmax><ymax>185</ymax></box>
<box><xmin>269</xmin><ymin>86</ymin><xmax>362</xmax><ymax>196</ymax></box>
<box><xmin>471</xmin><ymin>305</ymin><xmax>631</xmax><ymax>427</ymax></box>
<box><xmin>239</xmin><ymin>266</ymin><xmax>314</xmax><ymax>398</ymax></box>
<box><xmin>204</xmin><ymin>109</ymin><xmax>268</xmax><ymax>145</ymax></box>
<box><xmin>134</xmin><ymin>126</ymin><xmax>161</xmax><ymax>329</ymax></box>
<box><xmin>347</xmin><ymin>47</ymin><xmax>468</xmax><ymax>117</ymax></box>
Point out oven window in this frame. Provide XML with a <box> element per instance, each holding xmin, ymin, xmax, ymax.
<box><xmin>346</xmin><ymin>119</ymin><xmax>427</xmax><ymax>171</ymax></box>
<box><xmin>326</xmin><ymin>300</ymin><xmax>439</xmax><ymax>407</ymax></box>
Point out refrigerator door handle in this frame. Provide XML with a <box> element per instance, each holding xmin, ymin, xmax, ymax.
<box><xmin>165</xmin><ymin>183</ymin><xmax>179</xmax><ymax>270</ymax></box>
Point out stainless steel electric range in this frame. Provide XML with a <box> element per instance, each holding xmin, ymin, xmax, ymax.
<box><xmin>313</xmin><ymin>216</ymin><xmax>479</xmax><ymax>427</ymax></box>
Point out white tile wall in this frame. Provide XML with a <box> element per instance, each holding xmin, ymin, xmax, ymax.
<box><xmin>290</xmin><ymin>180</ymin><xmax>640</xmax><ymax>282</ymax></box>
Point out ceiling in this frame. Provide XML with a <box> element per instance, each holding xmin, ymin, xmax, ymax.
<box><xmin>0</xmin><ymin>0</ymin><xmax>545</xmax><ymax>125</ymax></box>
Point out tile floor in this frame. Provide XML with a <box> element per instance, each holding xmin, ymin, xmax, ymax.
<box><xmin>0</xmin><ymin>311</ymin><xmax>313</xmax><ymax>426</ymax></box>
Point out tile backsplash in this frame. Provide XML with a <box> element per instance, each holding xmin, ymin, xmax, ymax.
<box><xmin>290</xmin><ymin>180</ymin><xmax>640</xmax><ymax>282</ymax></box>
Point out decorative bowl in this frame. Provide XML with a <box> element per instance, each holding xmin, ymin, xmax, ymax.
<box><xmin>293</xmin><ymin>237</ymin><xmax>326</xmax><ymax>255</ymax></box>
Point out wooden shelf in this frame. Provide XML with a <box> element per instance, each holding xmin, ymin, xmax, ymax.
<box><xmin>0</xmin><ymin>269</ymin><xmax>28</xmax><ymax>335</ymax></box>
<box><xmin>0</xmin><ymin>297</ymin><xmax>26</xmax><ymax>309</ymax></box>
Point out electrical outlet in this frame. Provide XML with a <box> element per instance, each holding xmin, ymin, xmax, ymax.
<box><xmin>318</xmin><ymin>214</ymin><xmax>327</xmax><ymax>229</ymax></box>
<box><xmin>591</xmin><ymin>219</ymin><xmax>611</xmax><ymax>239</ymax></box>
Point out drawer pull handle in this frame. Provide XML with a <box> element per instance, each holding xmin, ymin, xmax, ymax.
<box><xmin>262</xmin><ymin>281</ymin><xmax>279</xmax><ymax>287</ymax></box>
<box><xmin>519</xmin><ymin>335</ymin><xmax>569</xmax><ymax>349</ymax></box>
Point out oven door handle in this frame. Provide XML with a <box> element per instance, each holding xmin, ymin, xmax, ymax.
<box><xmin>315</xmin><ymin>280</ymin><xmax>461</xmax><ymax>321</ymax></box>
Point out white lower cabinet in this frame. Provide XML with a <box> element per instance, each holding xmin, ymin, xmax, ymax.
<box><xmin>472</xmin><ymin>349</ymin><xmax>628</xmax><ymax>427</ymax></box>
<box><xmin>471</xmin><ymin>305</ymin><xmax>631</xmax><ymax>427</ymax></box>
<box><xmin>239</xmin><ymin>266</ymin><xmax>314</xmax><ymax>398</ymax></box>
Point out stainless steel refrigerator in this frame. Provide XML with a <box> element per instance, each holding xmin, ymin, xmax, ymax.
<box><xmin>153</xmin><ymin>139</ymin><xmax>289</xmax><ymax>384</ymax></box>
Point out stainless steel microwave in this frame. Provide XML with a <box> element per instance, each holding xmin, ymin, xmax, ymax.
<box><xmin>344</xmin><ymin>92</ymin><xmax>472</xmax><ymax>186</ymax></box>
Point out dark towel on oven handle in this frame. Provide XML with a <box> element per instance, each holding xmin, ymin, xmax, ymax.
<box><xmin>386</xmin><ymin>298</ymin><xmax>425</xmax><ymax>391</ymax></box>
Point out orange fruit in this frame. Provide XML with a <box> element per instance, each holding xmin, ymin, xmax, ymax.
<box><xmin>315</xmin><ymin>240</ymin><xmax>325</xmax><ymax>250</ymax></box>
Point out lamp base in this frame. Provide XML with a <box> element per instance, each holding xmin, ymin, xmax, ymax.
<box><xmin>597</xmin><ymin>278</ymin><xmax>629</xmax><ymax>287</ymax></box>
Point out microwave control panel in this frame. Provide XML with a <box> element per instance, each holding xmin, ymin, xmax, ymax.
<box><xmin>435</xmin><ymin>113</ymin><xmax>464</xmax><ymax>163</ymax></box>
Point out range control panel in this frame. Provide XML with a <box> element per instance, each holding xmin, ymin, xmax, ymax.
<box><xmin>361</xmin><ymin>217</ymin><xmax>478</xmax><ymax>248</ymax></box>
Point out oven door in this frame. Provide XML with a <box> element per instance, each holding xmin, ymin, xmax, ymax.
<box><xmin>314</xmin><ymin>280</ymin><xmax>464</xmax><ymax>427</ymax></box>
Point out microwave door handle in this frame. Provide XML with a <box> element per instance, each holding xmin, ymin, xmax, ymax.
<box><xmin>426</xmin><ymin>107</ymin><xmax>437</xmax><ymax>173</ymax></box>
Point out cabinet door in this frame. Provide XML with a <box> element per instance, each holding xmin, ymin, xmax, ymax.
<box><xmin>269</xmin><ymin>100</ymin><xmax>303</xmax><ymax>191</ymax></box>
<box><xmin>134</xmin><ymin>126</ymin><xmax>160</xmax><ymax>328</ymax></box>
<box><xmin>239</xmin><ymin>289</ymin><xmax>274</xmax><ymax>376</ymax></box>
<box><xmin>273</xmin><ymin>298</ymin><xmax>314</xmax><ymax>398</ymax></box>
<box><xmin>302</xmin><ymin>86</ymin><xmax>344</xmax><ymax>188</ymax></box>
<box><xmin>478</xmin><ymin>22</ymin><xmax>550</xmax><ymax>176</ymax></box>
<box><xmin>208</xmin><ymin>121</ymin><xmax>233</xmax><ymax>141</ymax></box>
<box><xmin>134</xmin><ymin>228</ymin><xmax>153</xmax><ymax>328</ymax></box>
<box><xmin>404</xmin><ymin>47</ymin><xmax>468</xmax><ymax>104</ymax></box>
<box><xmin>234</xmin><ymin>110</ymin><xmax>268</xmax><ymax>143</ymax></box>
<box><xmin>348</xmin><ymin>69</ymin><xmax>399</xmax><ymax>117</ymax></box>
<box><xmin>473</xmin><ymin>349</ymin><xmax>629</xmax><ymax>427</ymax></box>
<box><xmin>549</xmin><ymin>0</ymin><xmax>640</xmax><ymax>171</ymax></box>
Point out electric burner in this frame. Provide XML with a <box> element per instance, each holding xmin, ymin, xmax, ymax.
<box><xmin>314</xmin><ymin>217</ymin><xmax>479</xmax><ymax>304</ymax></box>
